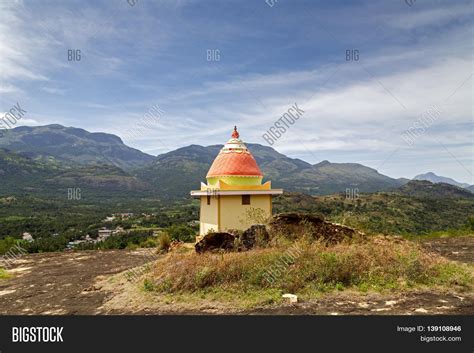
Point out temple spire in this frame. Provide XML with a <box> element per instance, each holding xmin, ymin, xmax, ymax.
<box><xmin>231</xmin><ymin>125</ymin><xmax>239</xmax><ymax>139</ymax></box>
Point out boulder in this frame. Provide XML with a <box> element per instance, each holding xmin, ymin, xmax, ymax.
<box><xmin>195</xmin><ymin>232</ymin><xmax>236</xmax><ymax>253</ymax></box>
<box><xmin>195</xmin><ymin>225</ymin><xmax>270</xmax><ymax>253</ymax></box>
<box><xmin>240</xmin><ymin>224</ymin><xmax>269</xmax><ymax>250</ymax></box>
<box><xmin>282</xmin><ymin>293</ymin><xmax>298</xmax><ymax>303</ymax></box>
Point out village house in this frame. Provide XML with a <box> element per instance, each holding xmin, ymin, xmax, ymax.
<box><xmin>22</xmin><ymin>232</ymin><xmax>34</xmax><ymax>242</ymax></box>
<box><xmin>112</xmin><ymin>226</ymin><xmax>124</xmax><ymax>235</ymax></box>
<box><xmin>98</xmin><ymin>228</ymin><xmax>112</xmax><ymax>239</ymax></box>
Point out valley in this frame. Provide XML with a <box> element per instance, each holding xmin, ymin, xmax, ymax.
<box><xmin>1</xmin><ymin>124</ymin><xmax>473</xmax><ymax>254</ymax></box>
<box><xmin>0</xmin><ymin>124</ymin><xmax>472</xmax><ymax>317</ymax></box>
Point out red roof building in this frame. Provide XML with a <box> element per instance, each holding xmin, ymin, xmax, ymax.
<box><xmin>206</xmin><ymin>127</ymin><xmax>263</xmax><ymax>178</ymax></box>
<box><xmin>191</xmin><ymin>126</ymin><xmax>283</xmax><ymax>236</ymax></box>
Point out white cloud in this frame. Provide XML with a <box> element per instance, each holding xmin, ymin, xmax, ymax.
<box><xmin>385</xmin><ymin>3</ymin><xmax>474</xmax><ymax>29</ymax></box>
<box><xmin>0</xmin><ymin>84</ymin><xmax>23</xmax><ymax>94</ymax></box>
<box><xmin>1</xmin><ymin>1</ymin><xmax>471</xmax><ymax>183</ymax></box>
<box><xmin>41</xmin><ymin>87</ymin><xmax>66</xmax><ymax>95</ymax></box>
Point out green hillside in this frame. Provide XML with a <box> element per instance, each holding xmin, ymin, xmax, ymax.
<box><xmin>0</xmin><ymin>148</ymin><xmax>152</xmax><ymax>199</ymax></box>
<box><xmin>273</xmin><ymin>181</ymin><xmax>474</xmax><ymax>236</ymax></box>
<box><xmin>0</xmin><ymin>124</ymin><xmax>154</xmax><ymax>170</ymax></box>
<box><xmin>135</xmin><ymin>143</ymin><xmax>405</xmax><ymax>198</ymax></box>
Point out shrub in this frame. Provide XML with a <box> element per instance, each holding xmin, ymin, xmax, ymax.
<box><xmin>139</xmin><ymin>237</ymin><xmax>157</xmax><ymax>248</ymax></box>
<box><xmin>149</xmin><ymin>236</ymin><xmax>472</xmax><ymax>294</ymax></box>
<box><xmin>0</xmin><ymin>267</ymin><xmax>10</xmax><ymax>279</ymax></box>
<box><xmin>240</xmin><ymin>207</ymin><xmax>269</xmax><ymax>225</ymax></box>
<box><xmin>0</xmin><ymin>237</ymin><xmax>20</xmax><ymax>255</ymax></box>
<box><xmin>165</xmin><ymin>225</ymin><xmax>195</xmax><ymax>242</ymax></box>
<box><xmin>126</xmin><ymin>243</ymin><xmax>139</xmax><ymax>250</ymax></box>
<box><xmin>157</xmin><ymin>232</ymin><xmax>171</xmax><ymax>253</ymax></box>
<box><xmin>143</xmin><ymin>278</ymin><xmax>155</xmax><ymax>292</ymax></box>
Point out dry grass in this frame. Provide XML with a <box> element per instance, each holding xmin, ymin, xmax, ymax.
<box><xmin>157</xmin><ymin>232</ymin><xmax>171</xmax><ymax>252</ymax></box>
<box><xmin>146</xmin><ymin>236</ymin><xmax>472</xmax><ymax>295</ymax></box>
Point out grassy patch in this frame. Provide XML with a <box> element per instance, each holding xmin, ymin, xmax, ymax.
<box><xmin>143</xmin><ymin>278</ymin><xmax>155</xmax><ymax>292</ymax></box>
<box><xmin>403</xmin><ymin>229</ymin><xmax>473</xmax><ymax>240</ymax></box>
<box><xmin>0</xmin><ymin>267</ymin><xmax>11</xmax><ymax>280</ymax></box>
<box><xmin>145</xmin><ymin>236</ymin><xmax>472</xmax><ymax>307</ymax></box>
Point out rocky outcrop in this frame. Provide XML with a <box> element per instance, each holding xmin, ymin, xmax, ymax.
<box><xmin>268</xmin><ymin>213</ymin><xmax>364</xmax><ymax>244</ymax></box>
<box><xmin>195</xmin><ymin>213</ymin><xmax>364</xmax><ymax>253</ymax></box>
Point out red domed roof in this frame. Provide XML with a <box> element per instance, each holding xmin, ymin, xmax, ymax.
<box><xmin>206</xmin><ymin>127</ymin><xmax>263</xmax><ymax>178</ymax></box>
<box><xmin>207</xmin><ymin>152</ymin><xmax>263</xmax><ymax>177</ymax></box>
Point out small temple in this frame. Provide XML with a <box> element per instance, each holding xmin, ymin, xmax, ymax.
<box><xmin>191</xmin><ymin>126</ymin><xmax>283</xmax><ymax>236</ymax></box>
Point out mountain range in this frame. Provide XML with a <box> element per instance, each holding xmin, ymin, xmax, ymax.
<box><xmin>0</xmin><ymin>124</ymin><xmax>154</xmax><ymax>170</ymax></box>
<box><xmin>134</xmin><ymin>143</ymin><xmax>408</xmax><ymax>198</ymax></box>
<box><xmin>0</xmin><ymin>124</ymin><xmax>471</xmax><ymax>199</ymax></box>
<box><xmin>413</xmin><ymin>172</ymin><xmax>472</xmax><ymax>190</ymax></box>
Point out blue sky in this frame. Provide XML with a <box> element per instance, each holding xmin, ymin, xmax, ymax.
<box><xmin>0</xmin><ymin>0</ymin><xmax>472</xmax><ymax>183</ymax></box>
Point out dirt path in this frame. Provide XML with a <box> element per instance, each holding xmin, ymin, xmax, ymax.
<box><xmin>420</xmin><ymin>235</ymin><xmax>474</xmax><ymax>264</ymax></box>
<box><xmin>0</xmin><ymin>236</ymin><xmax>472</xmax><ymax>315</ymax></box>
<box><xmin>243</xmin><ymin>290</ymin><xmax>473</xmax><ymax>315</ymax></box>
<box><xmin>0</xmin><ymin>249</ymin><xmax>158</xmax><ymax>315</ymax></box>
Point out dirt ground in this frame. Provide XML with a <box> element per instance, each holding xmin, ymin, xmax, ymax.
<box><xmin>0</xmin><ymin>236</ymin><xmax>472</xmax><ymax>315</ymax></box>
<box><xmin>0</xmin><ymin>249</ymin><xmax>158</xmax><ymax>315</ymax></box>
<box><xmin>420</xmin><ymin>235</ymin><xmax>474</xmax><ymax>264</ymax></box>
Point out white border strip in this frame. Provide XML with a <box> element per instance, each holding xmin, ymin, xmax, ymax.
<box><xmin>190</xmin><ymin>189</ymin><xmax>283</xmax><ymax>197</ymax></box>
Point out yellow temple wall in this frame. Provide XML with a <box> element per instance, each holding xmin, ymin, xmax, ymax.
<box><xmin>199</xmin><ymin>196</ymin><xmax>219</xmax><ymax>235</ymax></box>
<box><xmin>199</xmin><ymin>194</ymin><xmax>273</xmax><ymax>236</ymax></box>
<box><xmin>218</xmin><ymin>194</ymin><xmax>271</xmax><ymax>232</ymax></box>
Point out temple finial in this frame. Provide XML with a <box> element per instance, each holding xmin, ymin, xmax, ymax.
<box><xmin>231</xmin><ymin>125</ymin><xmax>239</xmax><ymax>138</ymax></box>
